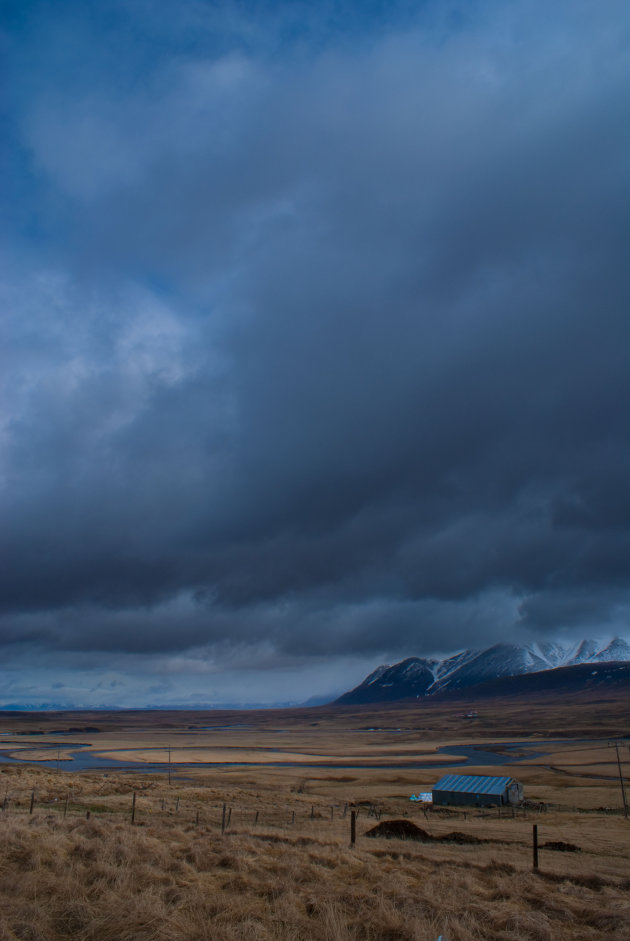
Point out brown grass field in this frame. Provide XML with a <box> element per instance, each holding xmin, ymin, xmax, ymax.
<box><xmin>0</xmin><ymin>687</ymin><xmax>628</xmax><ymax>939</ymax></box>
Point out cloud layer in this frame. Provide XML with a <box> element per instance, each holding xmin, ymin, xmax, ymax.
<box><xmin>3</xmin><ymin>0</ymin><xmax>630</xmax><ymax>705</ymax></box>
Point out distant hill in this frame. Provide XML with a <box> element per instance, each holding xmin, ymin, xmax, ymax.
<box><xmin>335</xmin><ymin>638</ymin><xmax>630</xmax><ymax>705</ymax></box>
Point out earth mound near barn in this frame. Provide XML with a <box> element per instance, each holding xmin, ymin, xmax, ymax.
<box><xmin>439</xmin><ymin>830</ymin><xmax>486</xmax><ymax>845</ymax></box>
<box><xmin>365</xmin><ymin>819</ymin><xmax>486</xmax><ymax>844</ymax></box>
<box><xmin>542</xmin><ymin>841</ymin><xmax>581</xmax><ymax>853</ymax></box>
<box><xmin>365</xmin><ymin>819</ymin><xmax>430</xmax><ymax>840</ymax></box>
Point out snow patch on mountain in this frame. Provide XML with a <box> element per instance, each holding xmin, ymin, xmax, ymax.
<box><xmin>365</xmin><ymin>664</ymin><xmax>391</xmax><ymax>686</ymax></box>
<box><xmin>592</xmin><ymin>637</ymin><xmax>630</xmax><ymax>662</ymax></box>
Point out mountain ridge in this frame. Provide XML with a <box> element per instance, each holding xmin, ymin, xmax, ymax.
<box><xmin>335</xmin><ymin>637</ymin><xmax>630</xmax><ymax>704</ymax></box>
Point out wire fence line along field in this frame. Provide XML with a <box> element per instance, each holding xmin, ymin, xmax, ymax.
<box><xmin>0</xmin><ymin>797</ymin><xmax>628</xmax><ymax>941</ymax></box>
<box><xmin>0</xmin><ymin>753</ymin><xmax>628</xmax><ymax>940</ymax></box>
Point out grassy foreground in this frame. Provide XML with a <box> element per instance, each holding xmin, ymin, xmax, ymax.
<box><xmin>0</xmin><ymin>804</ymin><xmax>628</xmax><ymax>940</ymax></box>
<box><xmin>0</xmin><ymin>689</ymin><xmax>629</xmax><ymax>940</ymax></box>
<box><xmin>0</xmin><ymin>760</ymin><xmax>628</xmax><ymax>941</ymax></box>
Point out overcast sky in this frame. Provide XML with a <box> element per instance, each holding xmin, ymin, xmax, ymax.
<box><xmin>2</xmin><ymin>0</ymin><xmax>630</xmax><ymax>708</ymax></box>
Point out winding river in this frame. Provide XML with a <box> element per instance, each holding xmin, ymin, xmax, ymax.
<box><xmin>0</xmin><ymin>739</ymin><xmax>546</xmax><ymax>774</ymax></box>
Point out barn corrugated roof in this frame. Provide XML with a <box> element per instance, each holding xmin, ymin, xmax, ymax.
<box><xmin>432</xmin><ymin>774</ymin><xmax>514</xmax><ymax>795</ymax></box>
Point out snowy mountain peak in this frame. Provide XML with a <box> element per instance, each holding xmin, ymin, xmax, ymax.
<box><xmin>433</xmin><ymin>648</ymin><xmax>480</xmax><ymax>681</ymax></box>
<box><xmin>365</xmin><ymin>664</ymin><xmax>391</xmax><ymax>686</ymax></box>
<box><xmin>593</xmin><ymin>637</ymin><xmax>630</xmax><ymax>662</ymax></box>
<box><xmin>336</xmin><ymin>637</ymin><xmax>630</xmax><ymax>705</ymax></box>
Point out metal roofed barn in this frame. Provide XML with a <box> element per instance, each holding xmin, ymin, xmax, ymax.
<box><xmin>432</xmin><ymin>774</ymin><xmax>523</xmax><ymax>807</ymax></box>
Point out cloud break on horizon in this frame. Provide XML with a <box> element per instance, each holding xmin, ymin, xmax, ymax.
<box><xmin>2</xmin><ymin>0</ymin><xmax>630</xmax><ymax>707</ymax></box>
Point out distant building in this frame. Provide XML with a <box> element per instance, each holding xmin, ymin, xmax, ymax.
<box><xmin>431</xmin><ymin>773</ymin><xmax>523</xmax><ymax>807</ymax></box>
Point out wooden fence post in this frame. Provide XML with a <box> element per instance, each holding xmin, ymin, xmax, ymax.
<box><xmin>254</xmin><ymin>810</ymin><xmax>259</xmax><ymax>825</ymax></box>
<box><xmin>350</xmin><ymin>810</ymin><xmax>356</xmax><ymax>845</ymax></box>
<box><xmin>64</xmin><ymin>795</ymin><xmax>69</xmax><ymax>818</ymax></box>
<box><xmin>227</xmin><ymin>807</ymin><xmax>232</xmax><ymax>827</ymax></box>
<box><xmin>29</xmin><ymin>790</ymin><xmax>34</xmax><ymax>815</ymax></box>
<box><xmin>131</xmin><ymin>792</ymin><xmax>136</xmax><ymax>825</ymax></box>
<box><xmin>310</xmin><ymin>805</ymin><xmax>314</xmax><ymax>820</ymax></box>
<box><xmin>221</xmin><ymin>803</ymin><xmax>226</xmax><ymax>834</ymax></box>
<box><xmin>532</xmin><ymin>824</ymin><xmax>538</xmax><ymax>870</ymax></box>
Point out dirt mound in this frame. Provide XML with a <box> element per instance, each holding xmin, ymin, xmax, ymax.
<box><xmin>441</xmin><ymin>830</ymin><xmax>484</xmax><ymax>845</ymax></box>
<box><xmin>542</xmin><ymin>841</ymin><xmax>581</xmax><ymax>853</ymax></box>
<box><xmin>365</xmin><ymin>819</ymin><xmax>430</xmax><ymax>841</ymax></box>
<box><xmin>365</xmin><ymin>821</ymin><xmax>485</xmax><ymax>845</ymax></box>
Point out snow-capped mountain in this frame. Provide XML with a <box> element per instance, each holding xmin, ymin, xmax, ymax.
<box><xmin>335</xmin><ymin>637</ymin><xmax>630</xmax><ymax>704</ymax></box>
<box><xmin>358</xmin><ymin>658</ymin><xmax>436</xmax><ymax>700</ymax></box>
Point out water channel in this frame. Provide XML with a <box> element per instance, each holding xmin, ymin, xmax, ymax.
<box><xmin>0</xmin><ymin>739</ymin><xmax>547</xmax><ymax>774</ymax></box>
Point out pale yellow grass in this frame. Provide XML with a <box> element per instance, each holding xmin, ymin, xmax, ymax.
<box><xmin>0</xmin><ymin>803</ymin><xmax>628</xmax><ymax>941</ymax></box>
<box><xmin>0</xmin><ymin>693</ymin><xmax>629</xmax><ymax>939</ymax></box>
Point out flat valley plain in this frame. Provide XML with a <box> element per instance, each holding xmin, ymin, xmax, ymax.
<box><xmin>0</xmin><ymin>687</ymin><xmax>628</xmax><ymax>940</ymax></box>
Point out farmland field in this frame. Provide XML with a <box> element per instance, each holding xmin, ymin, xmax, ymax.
<box><xmin>0</xmin><ymin>687</ymin><xmax>628</xmax><ymax>939</ymax></box>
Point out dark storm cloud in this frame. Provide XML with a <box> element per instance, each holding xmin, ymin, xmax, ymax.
<box><xmin>3</xmin><ymin>0</ymin><xmax>630</xmax><ymax>676</ymax></box>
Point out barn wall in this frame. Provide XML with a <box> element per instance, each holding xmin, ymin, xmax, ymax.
<box><xmin>433</xmin><ymin>788</ymin><xmax>508</xmax><ymax>807</ymax></box>
<box><xmin>507</xmin><ymin>782</ymin><xmax>524</xmax><ymax>804</ymax></box>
